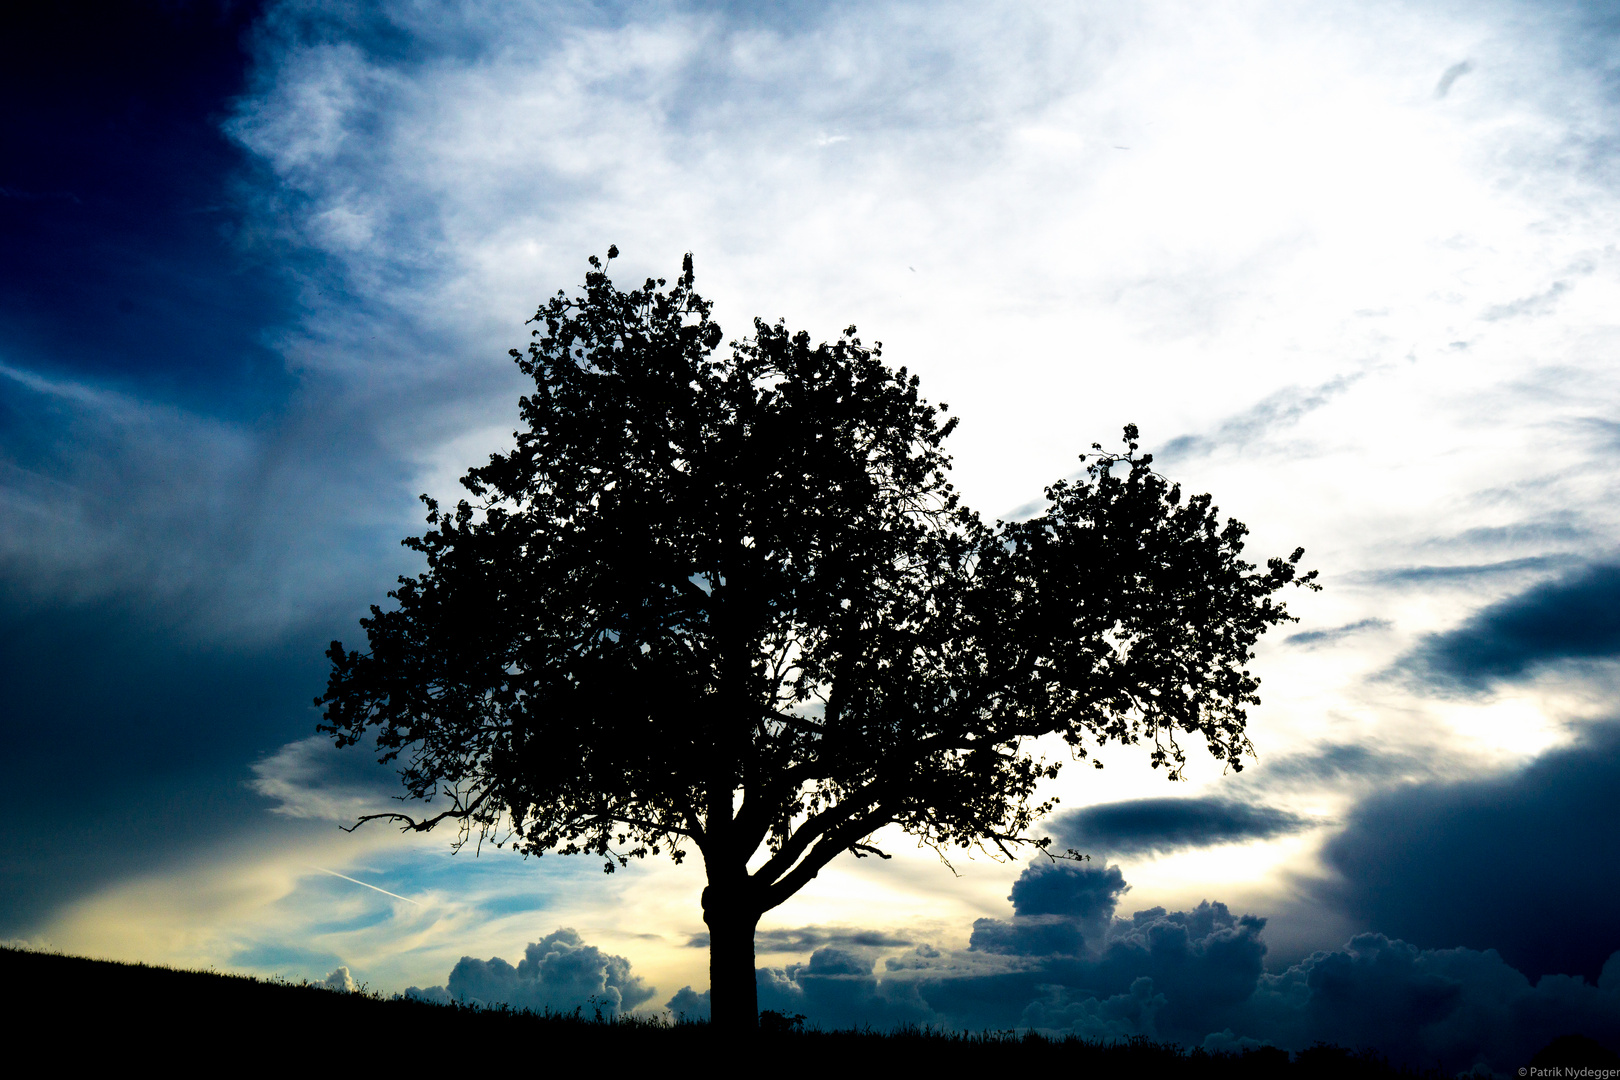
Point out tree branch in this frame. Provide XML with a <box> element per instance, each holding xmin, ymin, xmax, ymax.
<box><xmin>758</xmin><ymin>807</ymin><xmax>892</xmax><ymax>913</ymax></box>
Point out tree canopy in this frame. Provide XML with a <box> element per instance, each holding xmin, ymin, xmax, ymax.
<box><xmin>318</xmin><ymin>249</ymin><xmax>1317</xmax><ymax>1028</ymax></box>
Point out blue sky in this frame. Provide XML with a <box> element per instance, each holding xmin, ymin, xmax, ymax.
<box><xmin>6</xmin><ymin>0</ymin><xmax>1620</xmax><ymax>1070</ymax></box>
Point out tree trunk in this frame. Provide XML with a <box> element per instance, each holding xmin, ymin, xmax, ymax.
<box><xmin>702</xmin><ymin>883</ymin><xmax>760</xmax><ymax>1031</ymax></box>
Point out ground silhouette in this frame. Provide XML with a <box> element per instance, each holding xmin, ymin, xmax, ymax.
<box><xmin>6</xmin><ymin>946</ymin><xmax>1465</xmax><ymax>1076</ymax></box>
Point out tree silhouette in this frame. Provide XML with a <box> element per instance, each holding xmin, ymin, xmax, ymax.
<box><xmin>319</xmin><ymin>250</ymin><xmax>1317</xmax><ymax>1030</ymax></box>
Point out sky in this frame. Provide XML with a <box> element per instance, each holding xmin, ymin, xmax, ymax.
<box><xmin>5</xmin><ymin>0</ymin><xmax>1620</xmax><ymax>1070</ymax></box>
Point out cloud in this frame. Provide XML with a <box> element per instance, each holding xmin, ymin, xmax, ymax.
<box><xmin>1155</xmin><ymin>373</ymin><xmax>1364</xmax><ymax>462</ymax></box>
<box><xmin>1008</xmin><ymin>858</ymin><xmax>1129</xmax><ymax>920</ymax></box>
<box><xmin>0</xmin><ymin>0</ymin><xmax>294</xmax><ymax>405</ymax></box>
<box><xmin>1436</xmin><ymin>518</ymin><xmax>1592</xmax><ymax>551</ymax></box>
<box><xmin>403</xmin><ymin>928</ymin><xmax>656</xmax><ymax>1015</ymax></box>
<box><xmin>1435</xmin><ymin>59</ymin><xmax>1473</xmax><ymax>98</ymax></box>
<box><xmin>670</xmin><ymin>822</ymin><xmax>1620</xmax><ymax>1073</ymax></box>
<box><xmin>1235</xmin><ymin>742</ymin><xmax>1436</xmax><ymax>793</ymax></box>
<box><xmin>1359</xmin><ymin>554</ymin><xmax>1583</xmax><ymax>585</ymax></box>
<box><xmin>249</xmin><ymin>735</ymin><xmax>405</xmax><ymax>824</ymax></box>
<box><xmin>1315</xmin><ymin>721</ymin><xmax>1620</xmax><ymax>984</ymax></box>
<box><xmin>321</xmin><ymin>965</ymin><xmax>358</xmax><ymax>992</ymax></box>
<box><xmin>1482</xmin><ymin>279</ymin><xmax>1572</xmax><ymax>321</ymax></box>
<box><xmin>1019</xmin><ymin>976</ymin><xmax>1167</xmax><ymax>1042</ymax></box>
<box><xmin>963</xmin><ymin>861</ymin><xmax>1129</xmax><ymax>960</ymax></box>
<box><xmin>894</xmin><ymin>867</ymin><xmax>1271</xmax><ymax>1044</ymax></box>
<box><xmin>1048</xmin><ymin>798</ymin><xmax>1311</xmax><ymax>858</ymax></box>
<box><xmin>1398</xmin><ymin>564</ymin><xmax>1620</xmax><ymax>690</ymax></box>
<box><xmin>687</xmin><ymin>926</ymin><xmax>913</xmax><ymax>952</ymax></box>
<box><xmin>1239</xmin><ymin>935</ymin><xmax>1620</xmax><ymax>1074</ymax></box>
<box><xmin>0</xmin><ymin>588</ymin><xmax>340</xmax><ymax>938</ymax></box>
<box><xmin>665</xmin><ymin>984</ymin><xmax>709</xmax><ymax>1020</ymax></box>
<box><xmin>667</xmin><ymin>946</ymin><xmax>935</xmax><ymax>1031</ymax></box>
<box><xmin>672</xmin><ymin>856</ymin><xmax>1620</xmax><ymax>1074</ymax></box>
<box><xmin>1283</xmin><ymin>618</ymin><xmax>1390</xmax><ymax>648</ymax></box>
<box><xmin>0</xmin><ymin>357</ymin><xmax>426</xmax><ymax>645</ymax></box>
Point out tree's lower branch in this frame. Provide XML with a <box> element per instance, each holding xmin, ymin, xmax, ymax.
<box><xmin>758</xmin><ymin>807</ymin><xmax>890</xmax><ymax>912</ymax></box>
<box><xmin>748</xmin><ymin>784</ymin><xmax>879</xmax><ymax>888</ymax></box>
<box><xmin>848</xmin><ymin>842</ymin><xmax>891</xmax><ymax>859</ymax></box>
<box><xmin>343</xmin><ymin>801</ymin><xmax>480</xmax><ymax>835</ymax></box>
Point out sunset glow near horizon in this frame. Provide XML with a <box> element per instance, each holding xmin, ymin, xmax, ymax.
<box><xmin>6</xmin><ymin>1</ymin><xmax>1620</xmax><ymax>1068</ymax></box>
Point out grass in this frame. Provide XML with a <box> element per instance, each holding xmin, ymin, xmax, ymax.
<box><xmin>3</xmin><ymin>945</ymin><xmax>1440</xmax><ymax>1074</ymax></box>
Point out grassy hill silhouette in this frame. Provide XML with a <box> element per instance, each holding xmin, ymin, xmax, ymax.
<box><xmin>2</xmin><ymin>945</ymin><xmax>1459</xmax><ymax>1074</ymax></box>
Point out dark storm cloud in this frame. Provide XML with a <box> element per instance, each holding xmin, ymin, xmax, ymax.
<box><xmin>674</xmin><ymin>862</ymin><xmax>1272</xmax><ymax>1042</ymax></box>
<box><xmin>967</xmin><ymin>916</ymin><xmax>1089</xmax><ymax>959</ymax></box>
<box><xmin>1240</xmin><ymin>934</ymin><xmax>1620</xmax><ymax>1073</ymax></box>
<box><xmin>948</xmin><ymin>889</ymin><xmax>1620</xmax><ymax>1075</ymax></box>
<box><xmin>0</xmin><ymin>352</ymin><xmax>442</xmax><ymax>941</ymax></box>
<box><xmin>0</xmin><ymin>0</ymin><xmax>584</xmax><ymax>946</ymax></box>
<box><xmin>687</xmin><ymin>927</ymin><xmax>913</xmax><ymax>951</ymax></box>
<box><xmin>0</xmin><ymin>9</ymin><xmax>497</xmax><ymax>930</ymax></box>
<box><xmin>0</xmin><ymin>0</ymin><xmax>408</xmax><ymax>940</ymax></box>
<box><xmin>1397</xmin><ymin>564</ymin><xmax>1620</xmax><ymax>690</ymax></box>
<box><xmin>1048</xmin><ymin>798</ymin><xmax>1310</xmax><ymax>858</ymax></box>
<box><xmin>966</xmin><ymin>860</ymin><xmax>1128</xmax><ymax>958</ymax></box>
<box><xmin>0</xmin><ymin>587</ymin><xmax>339</xmax><ymax>936</ymax></box>
<box><xmin>0</xmin><ymin>1</ymin><xmax>297</xmax><ymax>415</ymax></box>
<box><xmin>675</xmin><ymin>738</ymin><xmax>1620</xmax><ymax>1068</ymax></box>
<box><xmin>0</xmin><ymin>362</ymin><xmax>421</xmax><ymax>621</ymax></box>
<box><xmin>1009</xmin><ymin>860</ymin><xmax>1128</xmax><ymax>920</ymax></box>
<box><xmin>892</xmin><ymin>864</ymin><xmax>1270</xmax><ymax>1044</ymax></box>
<box><xmin>0</xmin><ymin>325</ymin><xmax>480</xmax><ymax>936</ymax></box>
<box><xmin>1283</xmin><ymin>618</ymin><xmax>1390</xmax><ymax>648</ymax></box>
<box><xmin>403</xmin><ymin>928</ymin><xmax>656</xmax><ymax>1015</ymax></box>
<box><xmin>1316</xmin><ymin>721</ymin><xmax>1620</xmax><ymax>984</ymax></box>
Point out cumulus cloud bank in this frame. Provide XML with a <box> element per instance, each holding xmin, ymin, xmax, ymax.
<box><xmin>321</xmin><ymin>965</ymin><xmax>357</xmax><ymax>992</ymax></box>
<box><xmin>665</xmin><ymin>858</ymin><xmax>1620</xmax><ymax>1074</ymax></box>
<box><xmin>404</xmin><ymin>928</ymin><xmax>655</xmax><ymax>1015</ymax></box>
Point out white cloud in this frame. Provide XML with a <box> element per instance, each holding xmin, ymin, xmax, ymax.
<box><xmin>249</xmin><ymin>735</ymin><xmax>400</xmax><ymax>824</ymax></box>
<box><xmin>321</xmin><ymin>965</ymin><xmax>358</xmax><ymax>991</ymax></box>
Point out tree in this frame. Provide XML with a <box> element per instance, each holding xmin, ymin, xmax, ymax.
<box><xmin>318</xmin><ymin>249</ymin><xmax>1318</xmax><ymax>1030</ymax></box>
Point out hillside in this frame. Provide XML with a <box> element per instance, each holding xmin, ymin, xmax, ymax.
<box><xmin>0</xmin><ymin>945</ymin><xmax>1477</xmax><ymax>1074</ymax></box>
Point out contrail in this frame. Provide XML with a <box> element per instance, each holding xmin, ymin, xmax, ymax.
<box><xmin>304</xmin><ymin>864</ymin><xmax>422</xmax><ymax>906</ymax></box>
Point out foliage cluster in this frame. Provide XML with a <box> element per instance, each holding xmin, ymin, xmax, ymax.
<box><xmin>319</xmin><ymin>251</ymin><xmax>1317</xmax><ymax>885</ymax></box>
